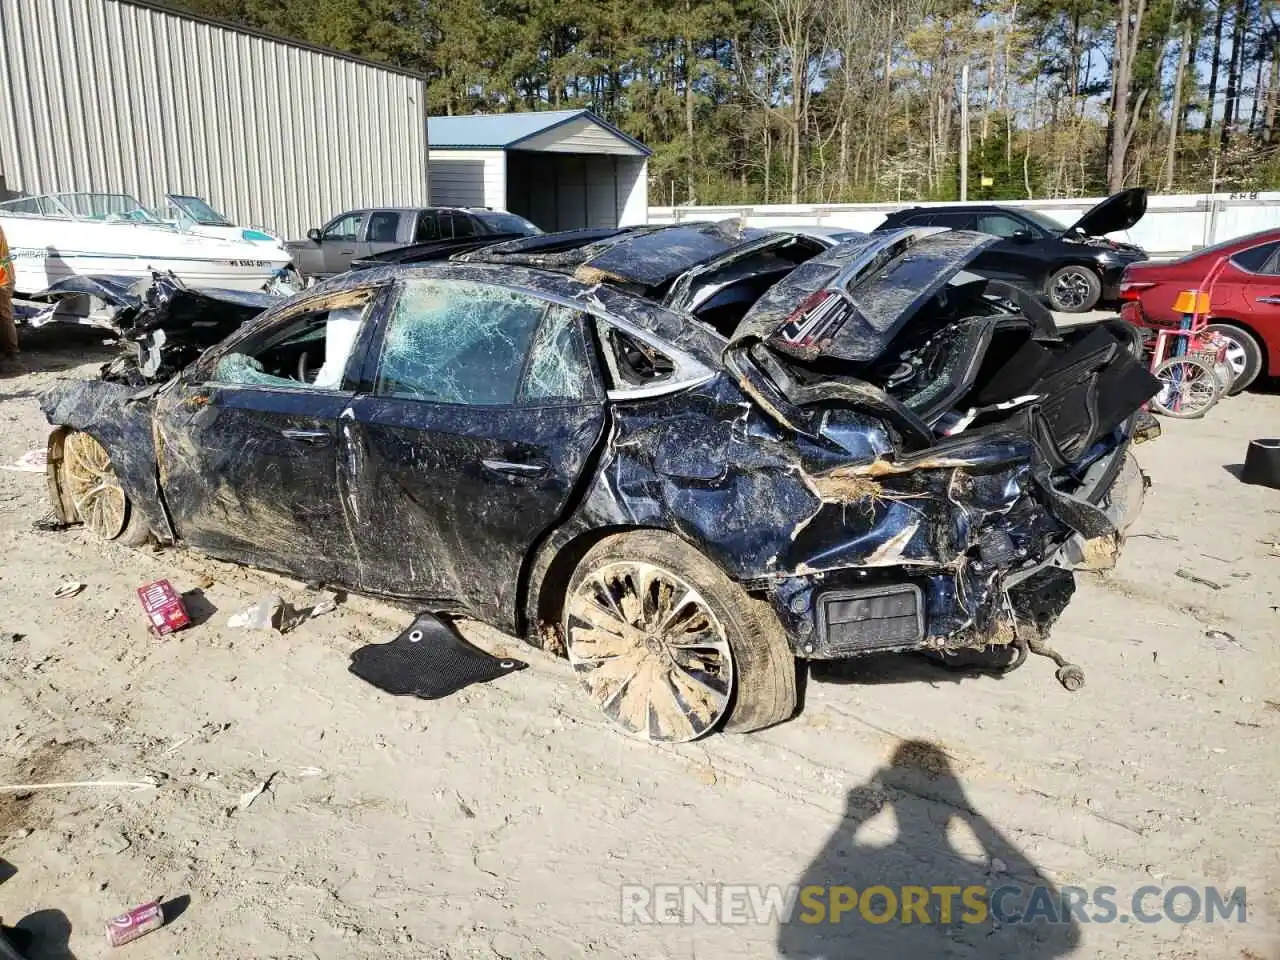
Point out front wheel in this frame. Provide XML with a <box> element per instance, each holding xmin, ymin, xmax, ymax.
<box><xmin>60</xmin><ymin>430</ymin><xmax>151</xmax><ymax>546</ymax></box>
<box><xmin>1046</xmin><ymin>265</ymin><xmax>1102</xmax><ymax>313</ymax></box>
<box><xmin>563</xmin><ymin>531</ymin><xmax>796</xmax><ymax>742</ymax></box>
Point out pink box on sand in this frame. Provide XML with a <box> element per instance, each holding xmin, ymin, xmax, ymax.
<box><xmin>136</xmin><ymin>580</ymin><xmax>191</xmax><ymax>636</ymax></box>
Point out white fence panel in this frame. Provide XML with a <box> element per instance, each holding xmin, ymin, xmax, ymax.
<box><xmin>650</xmin><ymin>192</ymin><xmax>1280</xmax><ymax>258</ymax></box>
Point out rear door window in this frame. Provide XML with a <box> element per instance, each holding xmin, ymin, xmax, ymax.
<box><xmin>414</xmin><ymin>211</ymin><xmax>440</xmax><ymax>243</ymax></box>
<box><xmin>366</xmin><ymin>211</ymin><xmax>401</xmax><ymax>243</ymax></box>
<box><xmin>1230</xmin><ymin>241</ymin><xmax>1280</xmax><ymax>274</ymax></box>
<box><xmin>374</xmin><ymin>279</ymin><xmax>596</xmax><ymax>406</ymax></box>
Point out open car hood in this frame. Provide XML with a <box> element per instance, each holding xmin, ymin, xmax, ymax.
<box><xmin>728</xmin><ymin>228</ymin><xmax>996</xmax><ymax>364</ymax></box>
<box><xmin>1065</xmin><ymin>187</ymin><xmax>1147</xmax><ymax>237</ymax></box>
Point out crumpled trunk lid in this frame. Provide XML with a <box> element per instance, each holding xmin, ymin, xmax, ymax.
<box><xmin>724</xmin><ymin>227</ymin><xmax>1160</xmax><ymax>485</ymax></box>
<box><xmin>728</xmin><ymin>228</ymin><xmax>995</xmax><ymax>363</ymax></box>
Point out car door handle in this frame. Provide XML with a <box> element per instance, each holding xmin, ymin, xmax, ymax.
<box><xmin>1256</xmin><ymin>296</ymin><xmax>1280</xmax><ymax>305</ymax></box>
<box><xmin>482</xmin><ymin>459</ymin><xmax>548</xmax><ymax>478</ymax></box>
<box><xmin>281</xmin><ymin>428</ymin><xmax>330</xmax><ymax>445</ymax></box>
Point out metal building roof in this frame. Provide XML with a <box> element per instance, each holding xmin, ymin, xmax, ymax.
<box><xmin>427</xmin><ymin>110</ymin><xmax>652</xmax><ymax>156</ymax></box>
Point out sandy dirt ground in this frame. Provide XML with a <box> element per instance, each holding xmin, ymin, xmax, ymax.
<box><xmin>0</xmin><ymin>326</ymin><xmax>1277</xmax><ymax>960</ymax></box>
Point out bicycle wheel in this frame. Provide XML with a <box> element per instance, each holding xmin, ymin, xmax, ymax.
<box><xmin>1150</xmin><ymin>356</ymin><xmax>1221</xmax><ymax>419</ymax></box>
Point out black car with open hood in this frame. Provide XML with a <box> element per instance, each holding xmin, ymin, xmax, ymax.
<box><xmin>38</xmin><ymin>223</ymin><xmax>1159</xmax><ymax>743</ymax></box>
<box><xmin>877</xmin><ymin>188</ymin><xmax>1149</xmax><ymax>313</ymax></box>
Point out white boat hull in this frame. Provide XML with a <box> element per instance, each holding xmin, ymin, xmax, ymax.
<box><xmin>1</xmin><ymin>213</ymin><xmax>293</xmax><ymax>295</ymax></box>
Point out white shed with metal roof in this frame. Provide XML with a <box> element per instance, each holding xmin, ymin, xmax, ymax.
<box><xmin>427</xmin><ymin>110</ymin><xmax>650</xmax><ymax>231</ymax></box>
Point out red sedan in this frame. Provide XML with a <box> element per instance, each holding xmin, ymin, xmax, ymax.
<box><xmin>1119</xmin><ymin>228</ymin><xmax>1280</xmax><ymax>392</ymax></box>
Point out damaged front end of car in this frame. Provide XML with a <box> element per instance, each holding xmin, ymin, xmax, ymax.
<box><xmin>19</xmin><ymin>273</ymin><xmax>278</xmax><ymax>385</ymax></box>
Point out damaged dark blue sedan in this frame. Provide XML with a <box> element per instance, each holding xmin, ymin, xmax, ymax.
<box><xmin>39</xmin><ymin>223</ymin><xmax>1159</xmax><ymax>742</ymax></box>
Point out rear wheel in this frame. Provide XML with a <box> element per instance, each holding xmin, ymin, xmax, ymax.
<box><xmin>61</xmin><ymin>430</ymin><xmax>151</xmax><ymax>546</ymax></box>
<box><xmin>1204</xmin><ymin>322</ymin><xmax>1263</xmax><ymax>394</ymax></box>
<box><xmin>1047</xmin><ymin>266</ymin><xmax>1102</xmax><ymax>313</ymax></box>
<box><xmin>563</xmin><ymin>531</ymin><xmax>796</xmax><ymax>742</ymax></box>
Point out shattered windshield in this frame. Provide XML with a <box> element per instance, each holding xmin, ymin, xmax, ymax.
<box><xmin>167</xmin><ymin>195</ymin><xmax>234</xmax><ymax>226</ymax></box>
<box><xmin>53</xmin><ymin>193</ymin><xmax>160</xmax><ymax>222</ymax></box>
<box><xmin>376</xmin><ymin>279</ymin><xmax>561</xmax><ymax>405</ymax></box>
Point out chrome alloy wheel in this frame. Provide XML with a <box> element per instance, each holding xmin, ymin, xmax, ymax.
<box><xmin>1052</xmin><ymin>268</ymin><xmax>1093</xmax><ymax>310</ymax></box>
<box><xmin>565</xmin><ymin>560</ymin><xmax>734</xmax><ymax>742</ymax></box>
<box><xmin>62</xmin><ymin>431</ymin><xmax>128</xmax><ymax>540</ymax></box>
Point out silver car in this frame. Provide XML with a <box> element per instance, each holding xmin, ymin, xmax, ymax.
<box><xmin>289</xmin><ymin>207</ymin><xmax>541</xmax><ymax>278</ymax></box>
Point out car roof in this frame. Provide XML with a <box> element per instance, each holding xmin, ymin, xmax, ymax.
<box><xmin>457</xmin><ymin>221</ymin><xmax>785</xmax><ymax>288</ymax></box>
<box><xmin>305</xmin><ymin>258</ymin><xmax>730</xmax><ymax>370</ymax></box>
<box><xmin>887</xmin><ymin>204</ymin><xmax>1008</xmax><ymax>216</ymax></box>
<box><xmin>336</xmin><ymin>206</ymin><xmax>492</xmax><ymax>217</ymax></box>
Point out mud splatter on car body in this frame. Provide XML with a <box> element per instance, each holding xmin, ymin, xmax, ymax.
<box><xmin>39</xmin><ymin>224</ymin><xmax>1160</xmax><ymax>681</ymax></box>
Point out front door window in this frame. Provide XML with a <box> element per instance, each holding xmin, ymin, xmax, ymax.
<box><xmin>323</xmin><ymin>213</ymin><xmax>364</xmax><ymax>243</ymax></box>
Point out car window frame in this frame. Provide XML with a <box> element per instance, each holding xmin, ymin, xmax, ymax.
<box><xmin>360</xmin><ymin>277</ymin><xmax>607</xmax><ymax>410</ymax></box>
<box><xmin>1229</xmin><ymin>239</ymin><xmax>1280</xmax><ymax>276</ymax></box>
<box><xmin>976</xmin><ymin>211</ymin><xmax>1032</xmax><ymax>239</ymax></box>
<box><xmin>930</xmin><ymin>210</ymin><xmax>978</xmax><ymax>230</ymax></box>
<box><xmin>322</xmin><ymin>211</ymin><xmax>366</xmax><ymax>244</ymax></box>
<box><xmin>414</xmin><ymin>210</ymin><xmax>441</xmax><ymax>243</ymax></box>
<box><xmin>365</xmin><ymin>210</ymin><xmax>402</xmax><ymax>245</ymax></box>
<box><xmin>450</xmin><ymin>212</ymin><xmax>479</xmax><ymax>239</ymax></box>
<box><xmin>191</xmin><ymin>284</ymin><xmax>392</xmax><ymax>395</ymax></box>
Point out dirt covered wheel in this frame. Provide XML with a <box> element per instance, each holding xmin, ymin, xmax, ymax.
<box><xmin>1046</xmin><ymin>265</ymin><xmax>1102</xmax><ymax>312</ymax></box>
<box><xmin>1150</xmin><ymin>356</ymin><xmax>1221</xmax><ymax>419</ymax></box>
<box><xmin>1204</xmin><ymin>323</ymin><xmax>1263</xmax><ymax>395</ymax></box>
<box><xmin>563</xmin><ymin>530</ymin><xmax>796</xmax><ymax>742</ymax></box>
<box><xmin>60</xmin><ymin>430</ymin><xmax>150</xmax><ymax>546</ymax></box>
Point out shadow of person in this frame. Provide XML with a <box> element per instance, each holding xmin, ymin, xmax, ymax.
<box><xmin>778</xmin><ymin>740</ymin><xmax>1081</xmax><ymax>959</ymax></box>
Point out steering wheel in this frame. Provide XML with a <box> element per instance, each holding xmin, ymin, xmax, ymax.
<box><xmin>298</xmin><ymin>351</ymin><xmax>311</xmax><ymax>384</ymax></box>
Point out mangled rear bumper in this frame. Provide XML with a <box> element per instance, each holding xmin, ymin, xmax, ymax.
<box><xmin>759</xmin><ymin>436</ymin><xmax>1148</xmax><ymax>660</ymax></box>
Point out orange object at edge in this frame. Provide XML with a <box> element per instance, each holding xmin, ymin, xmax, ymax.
<box><xmin>1172</xmin><ymin>289</ymin><xmax>1210</xmax><ymax>315</ymax></box>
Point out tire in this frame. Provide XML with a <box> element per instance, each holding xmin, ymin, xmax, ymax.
<box><xmin>1046</xmin><ymin>265</ymin><xmax>1102</xmax><ymax>313</ymax></box>
<box><xmin>60</xmin><ymin>430</ymin><xmax>152</xmax><ymax>546</ymax></box>
<box><xmin>1150</xmin><ymin>356</ymin><xmax>1221</xmax><ymax>419</ymax></box>
<box><xmin>1204</xmin><ymin>322</ymin><xmax>1263</xmax><ymax>394</ymax></box>
<box><xmin>562</xmin><ymin>530</ymin><xmax>796</xmax><ymax>742</ymax></box>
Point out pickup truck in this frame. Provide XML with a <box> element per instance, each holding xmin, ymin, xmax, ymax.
<box><xmin>288</xmin><ymin>207</ymin><xmax>541</xmax><ymax>278</ymax></box>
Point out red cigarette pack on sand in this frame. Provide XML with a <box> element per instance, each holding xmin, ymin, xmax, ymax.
<box><xmin>136</xmin><ymin>580</ymin><xmax>191</xmax><ymax>636</ymax></box>
<box><xmin>105</xmin><ymin>900</ymin><xmax>164</xmax><ymax>946</ymax></box>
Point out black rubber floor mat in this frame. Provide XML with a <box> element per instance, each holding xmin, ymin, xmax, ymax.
<box><xmin>348</xmin><ymin>612</ymin><xmax>527</xmax><ymax>700</ymax></box>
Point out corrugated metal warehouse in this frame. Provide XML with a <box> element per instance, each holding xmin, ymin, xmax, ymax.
<box><xmin>428</xmin><ymin>110</ymin><xmax>650</xmax><ymax>231</ymax></box>
<box><xmin>0</xmin><ymin>0</ymin><xmax>429</xmax><ymax>239</ymax></box>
